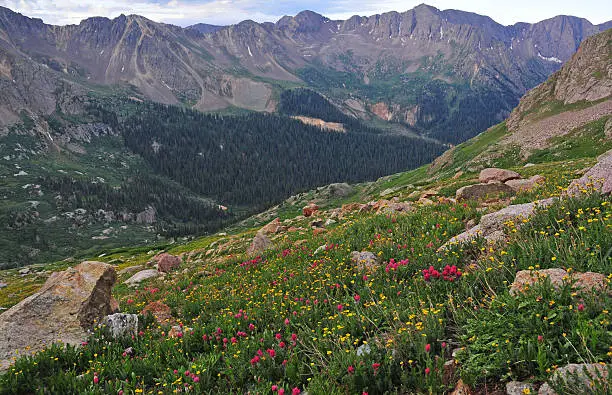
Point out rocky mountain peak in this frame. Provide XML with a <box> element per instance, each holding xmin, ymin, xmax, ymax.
<box><xmin>277</xmin><ymin>10</ymin><xmax>329</xmax><ymax>33</ymax></box>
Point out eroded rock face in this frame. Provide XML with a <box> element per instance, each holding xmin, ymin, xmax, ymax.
<box><xmin>479</xmin><ymin>168</ymin><xmax>521</xmax><ymax>183</ymax></box>
<box><xmin>567</xmin><ymin>149</ymin><xmax>612</xmax><ymax>197</ymax></box>
<box><xmin>510</xmin><ymin>269</ymin><xmax>608</xmax><ymax>295</ymax></box>
<box><xmin>456</xmin><ymin>182</ymin><xmax>515</xmax><ymax>200</ymax></box>
<box><xmin>0</xmin><ymin>261</ymin><xmax>116</xmax><ymax>371</ymax></box>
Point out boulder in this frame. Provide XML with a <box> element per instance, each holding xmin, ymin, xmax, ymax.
<box><xmin>510</xmin><ymin>269</ymin><xmax>608</xmax><ymax>295</ymax></box>
<box><xmin>124</xmin><ymin>269</ymin><xmax>160</xmax><ymax>286</ymax></box>
<box><xmin>566</xmin><ymin>149</ymin><xmax>612</xmax><ymax>196</ymax></box>
<box><xmin>101</xmin><ymin>313</ymin><xmax>138</xmax><ymax>339</ymax></box>
<box><xmin>479</xmin><ymin>168</ymin><xmax>522</xmax><ymax>183</ymax></box>
<box><xmin>418</xmin><ymin>197</ymin><xmax>435</xmax><ymax>205</ymax></box>
<box><xmin>155</xmin><ymin>253</ymin><xmax>181</xmax><ymax>273</ymax></box>
<box><xmin>351</xmin><ymin>251</ymin><xmax>379</xmax><ymax>270</ymax></box>
<box><xmin>302</xmin><ymin>203</ymin><xmax>319</xmax><ymax>217</ymax></box>
<box><xmin>142</xmin><ymin>301</ymin><xmax>173</xmax><ymax>325</ymax></box>
<box><xmin>538</xmin><ymin>363</ymin><xmax>608</xmax><ymax>394</ymax></box>
<box><xmin>505</xmin><ymin>175</ymin><xmax>546</xmax><ymax>192</ymax></box>
<box><xmin>456</xmin><ymin>182</ymin><xmax>515</xmax><ymax>200</ymax></box>
<box><xmin>0</xmin><ymin>283</ymin><xmax>6</xmax><ymax>289</ymax></box>
<box><xmin>506</xmin><ymin>381</ymin><xmax>535</xmax><ymax>395</ymax></box>
<box><xmin>247</xmin><ymin>232</ymin><xmax>272</xmax><ymax>256</ymax></box>
<box><xmin>325</xmin><ymin>219</ymin><xmax>337</xmax><ymax>226</ymax></box>
<box><xmin>0</xmin><ymin>261</ymin><xmax>116</xmax><ymax>371</ymax></box>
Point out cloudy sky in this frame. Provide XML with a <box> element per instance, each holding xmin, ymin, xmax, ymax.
<box><xmin>1</xmin><ymin>0</ymin><xmax>610</xmax><ymax>27</ymax></box>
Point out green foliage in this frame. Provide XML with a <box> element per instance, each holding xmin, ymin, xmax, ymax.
<box><xmin>121</xmin><ymin>102</ymin><xmax>444</xmax><ymax>208</ymax></box>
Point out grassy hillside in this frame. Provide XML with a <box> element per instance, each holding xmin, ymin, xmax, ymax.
<box><xmin>0</xmin><ymin>130</ymin><xmax>609</xmax><ymax>393</ymax></box>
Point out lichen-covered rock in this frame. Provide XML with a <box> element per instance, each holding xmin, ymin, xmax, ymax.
<box><xmin>479</xmin><ymin>168</ymin><xmax>522</xmax><ymax>183</ymax></box>
<box><xmin>0</xmin><ymin>261</ymin><xmax>116</xmax><ymax>371</ymax></box>
<box><xmin>440</xmin><ymin>199</ymin><xmax>556</xmax><ymax>249</ymax></box>
<box><xmin>101</xmin><ymin>313</ymin><xmax>138</xmax><ymax>339</ymax></box>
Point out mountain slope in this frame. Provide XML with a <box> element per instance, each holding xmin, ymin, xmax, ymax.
<box><xmin>0</xmin><ymin>5</ymin><xmax>609</xmax><ymax>143</ymax></box>
<box><xmin>430</xmin><ymin>28</ymin><xmax>612</xmax><ymax>175</ymax></box>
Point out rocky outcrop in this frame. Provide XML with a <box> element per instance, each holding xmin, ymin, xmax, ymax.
<box><xmin>260</xmin><ymin>218</ymin><xmax>286</xmax><ymax>235</ymax></box>
<box><xmin>566</xmin><ymin>149</ymin><xmax>612</xmax><ymax>196</ymax></box>
<box><xmin>456</xmin><ymin>182</ymin><xmax>515</xmax><ymax>200</ymax></box>
<box><xmin>101</xmin><ymin>313</ymin><xmax>138</xmax><ymax>339</ymax></box>
<box><xmin>510</xmin><ymin>269</ymin><xmax>608</xmax><ymax>295</ymax></box>
<box><xmin>479</xmin><ymin>168</ymin><xmax>521</xmax><ymax>183</ymax></box>
<box><xmin>0</xmin><ymin>261</ymin><xmax>116</xmax><ymax>371</ymax></box>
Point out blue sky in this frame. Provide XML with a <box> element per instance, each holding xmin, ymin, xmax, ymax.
<box><xmin>1</xmin><ymin>0</ymin><xmax>610</xmax><ymax>27</ymax></box>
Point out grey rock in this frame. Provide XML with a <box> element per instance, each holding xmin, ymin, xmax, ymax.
<box><xmin>0</xmin><ymin>283</ymin><xmax>7</xmax><ymax>289</ymax></box>
<box><xmin>101</xmin><ymin>313</ymin><xmax>138</xmax><ymax>339</ymax></box>
<box><xmin>124</xmin><ymin>269</ymin><xmax>160</xmax><ymax>286</ymax></box>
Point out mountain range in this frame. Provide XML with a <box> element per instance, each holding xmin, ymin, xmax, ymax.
<box><xmin>0</xmin><ymin>4</ymin><xmax>610</xmax><ymax>142</ymax></box>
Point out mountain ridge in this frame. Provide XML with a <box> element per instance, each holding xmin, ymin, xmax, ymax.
<box><xmin>0</xmin><ymin>4</ymin><xmax>610</xmax><ymax>143</ymax></box>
